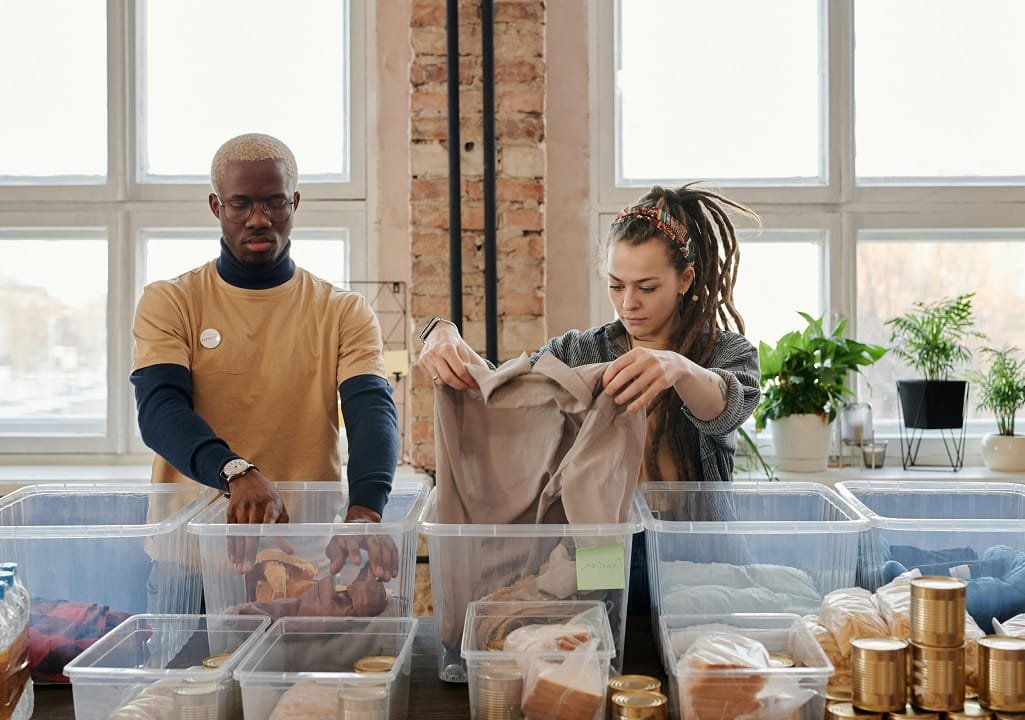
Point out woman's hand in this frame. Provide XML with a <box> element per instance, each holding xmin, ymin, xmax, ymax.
<box><xmin>601</xmin><ymin>348</ymin><xmax>684</xmax><ymax>413</ymax></box>
<box><xmin>417</xmin><ymin>324</ymin><xmax>484</xmax><ymax>391</ymax></box>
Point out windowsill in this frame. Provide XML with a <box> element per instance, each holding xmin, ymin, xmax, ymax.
<box><xmin>0</xmin><ymin>463</ymin><xmax>432</xmax><ymax>496</ymax></box>
<box><xmin>738</xmin><ymin>464</ymin><xmax>1025</xmax><ymax>487</ymax></box>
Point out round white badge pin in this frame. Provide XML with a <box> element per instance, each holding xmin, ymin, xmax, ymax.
<box><xmin>200</xmin><ymin>328</ymin><xmax>221</xmax><ymax>349</ymax></box>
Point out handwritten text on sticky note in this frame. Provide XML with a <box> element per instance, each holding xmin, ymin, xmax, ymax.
<box><xmin>576</xmin><ymin>543</ymin><xmax>626</xmax><ymax>591</ymax></box>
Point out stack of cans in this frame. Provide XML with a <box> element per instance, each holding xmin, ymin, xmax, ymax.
<box><xmin>473</xmin><ymin>664</ymin><xmax>524</xmax><ymax>720</ymax></box>
<box><xmin>977</xmin><ymin>636</ymin><xmax>1025</xmax><ymax>715</ymax></box>
<box><xmin>909</xmin><ymin>576</ymin><xmax>968</xmax><ymax>713</ymax></box>
<box><xmin>607</xmin><ymin>675</ymin><xmax>665</xmax><ymax>720</ymax></box>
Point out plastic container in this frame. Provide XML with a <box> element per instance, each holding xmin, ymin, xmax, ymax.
<box><xmin>188</xmin><ymin>480</ymin><xmax>429</xmax><ymax>618</ymax></box>
<box><xmin>836</xmin><ymin>480</ymin><xmax>1025</xmax><ymax>630</ymax></box>
<box><xmin>419</xmin><ymin>487</ymin><xmax>642</xmax><ymax>682</ymax></box>
<box><xmin>64</xmin><ymin>614</ymin><xmax>269</xmax><ymax>720</ymax></box>
<box><xmin>0</xmin><ymin>483</ymin><xmax>216</xmax><ymax>676</ymax></box>
<box><xmin>636</xmin><ymin>482</ymin><xmax>868</xmax><ymax>620</ymax></box>
<box><xmin>461</xmin><ymin>600</ymin><xmax>616</xmax><ymax>720</ymax></box>
<box><xmin>660</xmin><ymin>613</ymin><xmax>833</xmax><ymax>720</ymax></box>
<box><xmin>233</xmin><ymin>616</ymin><xmax>417</xmax><ymax>720</ymax></box>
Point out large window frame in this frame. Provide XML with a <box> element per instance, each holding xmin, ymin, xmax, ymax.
<box><xmin>593</xmin><ymin>0</ymin><xmax>1025</xmax><ymax>444</ymax></box>
<box><xmin>0</xmin><ymin>0</ymin><xmax>369</xmax><ymax>460</ymax></box>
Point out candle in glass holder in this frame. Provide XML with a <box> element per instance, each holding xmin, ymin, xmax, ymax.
<box><xmin>842</xmin><ymin>403</ymin><xmax>873</xmax><ymax>445</ymax></box>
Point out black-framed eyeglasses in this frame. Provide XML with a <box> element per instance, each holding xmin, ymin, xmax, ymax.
<box><xmin>217</xmin><ymin>196</ymin><xmax>295</xmax><ymax>224</ymax></box>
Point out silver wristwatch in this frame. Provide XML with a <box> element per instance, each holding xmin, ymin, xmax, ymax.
<box><xmin>219</xmin><ymin>458</ymin><xmax>257</xmax><ymax>485</ymax></box>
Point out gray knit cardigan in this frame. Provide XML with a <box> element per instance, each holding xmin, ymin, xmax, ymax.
<box><xmin>528</xmin><ymin>320</ymin><xmax>761</xmax><ymax>483</ymax></box>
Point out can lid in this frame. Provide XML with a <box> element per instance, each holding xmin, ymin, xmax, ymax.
<box><xmin>611</xmin><ymin>690</ymin><xmax>667</xmax><ymax>708</ymax></box>
<box><xmin>852</xmin><ymin>637</ymin><xmax>907</xmax><ymax>652</ymax></box>
<box><xmin>201</xmin><ymin>652</ymin><xmax>233</xmax><ymax>669</ymax></box>
<box><xmin>912</xmin><ymin>576</ymin><xmax>966</xmax><ymax>592</ymax></box>
<box><xmin>485</xmin><ymin>638</ymin><xmax>505</xmax><ymax>652</ymax></box>
<box><xmin>354</xmin><ymin>656</ymin><xmax>396</xmax><ymax>673</ymax></box>
<box><xmin>980</xmin><ymin>635</ymin><xmax>1025</xmax><ymax>652</ymax></box>
<box><xmin>172</xmin><ymin>683</ymin><xmax>220</xmax><ymax>702</ymax></box>
<box><xmin>768</xmin><ymin>652</ymin><xmax>795</xmax><ymax>668</ymax></box>
<box><xmin>826</xmin><ymin>701</ymin><xmax>884</xmax><ymax>719</ymax></box>
<box><xmin>826</xmin><ymin>685</ymin><xmax>853</xmax><ymax>702</ymax></box>
<box><xmin>608</xmin><ymin>674</ymin><xmax>661</xmax><ymax>691</ymax></box>
<box><xmin>947</xmin><ymin>699</ymin><xmax>994</xmax><ymax>718</ymax></box>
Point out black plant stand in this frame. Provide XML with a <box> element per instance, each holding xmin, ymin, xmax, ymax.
<box><xmin>896</xmin><ymin>382</ymin><xmax>968</xmax><ymax>471</ymax></box>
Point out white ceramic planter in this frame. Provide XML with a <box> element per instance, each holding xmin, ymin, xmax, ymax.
<box><xmin>980</xmin><ymin>433</ymin><xmax>1025</xmax><ymax>471</ymax></box>
<box><xmin>770</xmin><ymin>413</ymin><xmax>831</xmax><ymax>472</ymax></box>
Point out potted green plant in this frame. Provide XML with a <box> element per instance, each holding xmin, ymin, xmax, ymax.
<box><xmin>885</xmin><ymin>293</ymin><xmax>984</xmax><ymax>430</ymax></box>
<box><xmin>967</xmin><ymin>346</ymin><xmax>1025</xmax><ymax>471</ymax></box>
<box><xmin>755</xmin><ymin>312</ymin><xmax>886</xmax><ymax>472</ymax></box>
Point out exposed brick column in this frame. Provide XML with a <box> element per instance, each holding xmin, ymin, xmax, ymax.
<box><xmin>409</xmin><ymin>0</ymin><xmax>547</xmax><ymax>471</ymax></box>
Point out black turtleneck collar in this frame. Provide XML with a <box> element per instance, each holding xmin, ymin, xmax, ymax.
<box><xmin>215</xmin><ymin>238</ymin><xmax>296</xmax><ymax>289</ymax></box>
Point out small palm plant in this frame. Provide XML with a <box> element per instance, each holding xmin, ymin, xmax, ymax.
<box><xmin>969</xmin><ymin>346</ymin><xmax>1025</xmax><ymax>436</ymax></box>
<box><xmin>885</xmin><ymin>293</ymin><xmax>984</xmax><ymax>380</ymax></box>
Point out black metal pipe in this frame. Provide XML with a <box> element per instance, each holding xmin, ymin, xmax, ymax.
<box><xmin>481</xmin><ymin>0</ymin><xmax>498</xmax><ymax>363</ymax></box>
<box><xmin>445</xmin><ymin>0</ymin><xmax>463</xmax><ymax>331</ymax></box>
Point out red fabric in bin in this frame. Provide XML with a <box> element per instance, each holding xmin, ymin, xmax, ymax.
<box><xmin>29</xmin><ymin>599</ymin><xmax>132</xmax><ymax>683</ymax></box>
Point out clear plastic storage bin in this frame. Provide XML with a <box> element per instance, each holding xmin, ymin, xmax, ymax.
<box><xmin>419</xmin><ymin>487</ymin><xmax>642</xmax><ymax>682</ymax></box>
<box><xmin>64</xmin><ymin>614</ymin><xmax>269</xmax><ymax>720</ymax></box>
<box><xmin>0</xmin><ymin>483</ymin><xmax>216</xmax><ymax>675</ymax></box>
<box><xmin>636</xmin><ymin>482</ymin><xmax>868</xmax><ymax>619</ymax></box>
<box><xmin>188</xmin><ymin>480</ymin><xmax>429</xmax><ymax>618</ymax></box>
<box><xmin>233</xmin><ymin>616</ymin><xmax>417</xmax><ymax>720</ymax></box>
<box><xmin>659</xmin><ymin>613</ymin><xmax>833</xmax><ymax>720</ymax></box>
<box><xmin>461</xmin><ymin>600</ymin><xmax>616</xmax><ymax>720</ymax></box>
<box><xmin>836</xmin><ymin>480</ymin><xmax>1025</xmax><ymax>631</ymax></box>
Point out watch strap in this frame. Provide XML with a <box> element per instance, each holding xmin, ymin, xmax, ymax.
<box><xmin>418</xmin><ymin>316</ymin><xmax>457</xmax><ymax>343</ymax></box>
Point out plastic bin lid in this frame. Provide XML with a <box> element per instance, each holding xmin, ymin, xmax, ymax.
<box><xmin>836</xmin><ymin>479</ymin><xmax>1025</xmax><ymax>531</ymax></box>
<box><xmin>187</xmin><ymin>480</ymin><xmax>429</xmax><ymax>536</ymax></box>
<box><xmin>64</xmin><ymin>614</ymin><xmax>271</xmax><ymax>681</ymax></box>
<box><xmin>461</xmin><ymin>599</ymin><xmax>616</xmax><ymax>660</ymax></box>
<box><xmin>635</xmin><ymin>481</ymin><xmax>869</xmax><ymax>535</ymax></box>
<box><xmin>417</xmin><ymin>486</ymin><xmax>644</xmax><ymax>537</ymax></box>
<box><xmin>0</xmin><ymin>482</ymin><xmax>218</xmax><ymax>538</ymax></box>
<box><xmin>233</xmin><ymin>616</ymin><xmax>419</xmax><ymax>683</ymax></box>
<box><xmin>658</xmin><ymin>612</ymin><xmax>834</xmax><ymax>678</ymax></box>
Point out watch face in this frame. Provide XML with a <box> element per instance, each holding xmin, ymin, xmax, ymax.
<box><xmin>222</xmin><ymin>459</ymin><xmax>250</xmax><ymax>478</ymax></box>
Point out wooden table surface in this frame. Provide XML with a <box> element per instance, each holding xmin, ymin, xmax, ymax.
<box><xmin>34</xmin><ymin>614</ymin><xmax>667</xmax><ymax>719</ymax></box>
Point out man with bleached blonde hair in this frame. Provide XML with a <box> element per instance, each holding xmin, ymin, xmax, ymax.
<box><xmin>131</xmin><ymin>133</ymin><xmax>400</xmax><ymax>580</ymax></box>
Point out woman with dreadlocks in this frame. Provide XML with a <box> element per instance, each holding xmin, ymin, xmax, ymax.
<box><xmin>418</xmin><ymin>184</ymin><xmax>761</xmax><ymax>611</ymax></box>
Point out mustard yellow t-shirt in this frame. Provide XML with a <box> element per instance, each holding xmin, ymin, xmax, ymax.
<box><xmin>628</xmin><ymin>335</ymin><xmax>682</xmax><ymax>482</ymax></box>
<box><xmin>132</xmin><ymin>261</ymin><xmax>386</xmax><ymax>485</ymax></box>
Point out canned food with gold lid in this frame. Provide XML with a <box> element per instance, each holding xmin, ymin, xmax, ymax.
<box><xmin>978</xmin><ymin>635</ymin><xmax>1025</xmax><ymax>712</ymax></box>
<box><xmin>768</xmin><ymin>651</ymin><xmax>795</xmax><ymax>668</ymax></box>
<box><xmin>485</xmin><ymin>638</ymin><xmax>505</xmax><ymax>652</ymax></box>
<box><xmin>911</xmin><ymin>641</ymin><xmax>966</xmax><ymax>712</ymax></box>
<box><xmin>610</xmin><ymin>690</ymin><xmax>667</xmax><ymax>720</ymax></box>
<box><xmin>851</xmin><ymin>637</ymin><xmax>907</xmax><ymax>712</ymax></box>
<box><xmin>354</xmin><ymin>655</ymin><xmax>396</xmax><ymax>674</ymax></box>
<box><xmin>911</xmin><ymin>576</ymin><xmax>967</xmax><ymax>647</ymax></box>
<box><xmin>825</xmin><ymin>701</ymin><xmax>883</xmax><ymax>719</ymax></box>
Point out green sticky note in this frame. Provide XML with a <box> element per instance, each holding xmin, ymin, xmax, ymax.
<box><xmin>576</xmin><ymin>543</ymin><xmax>626</xmax><ymax>591</ymax></box>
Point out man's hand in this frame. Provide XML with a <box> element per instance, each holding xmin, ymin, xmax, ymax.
<box><xmin>225</xmin><ymin>470</ymin><xmax>290</xmax><ymax>574</ymax></box>
<box><xmin>324</xmin><ymin>505</ymin><xmax>399</xmax><ymax>581</ymax></box>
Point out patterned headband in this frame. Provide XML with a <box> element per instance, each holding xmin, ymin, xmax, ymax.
<box><xmin>614</xmin><ymin>205</ymin><xmax>695</xmax><ymax>262</ymax></box>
